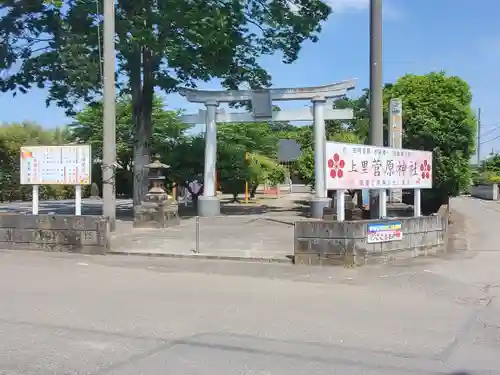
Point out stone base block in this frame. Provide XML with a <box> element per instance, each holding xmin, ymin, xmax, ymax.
<box><xmin>133</xmin><ymin>199</ymin><xmax>180</xmax><ymax>229</ymax></box>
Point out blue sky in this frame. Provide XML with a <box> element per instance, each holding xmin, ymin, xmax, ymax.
<box><xmin>1</xmin><ymin>0</ymin><xmax>499</xmax><ymax>160</ymax></box>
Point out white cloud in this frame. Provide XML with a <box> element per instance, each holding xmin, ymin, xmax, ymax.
<box><xmin>287</xmin><ymin>0</ymin><xmax>368</xmax><ymax>14</ymax></box>
<box><xmin>287</xmin><ymin>0</ymin><xmax>402</xmax><ymax>20</ymax></box>
<box><xmin>324</xmin><ymin>0</ymin><xmax>369</xmax><ymax>13</ymax></box>
<box><xmin>323</xmin><ymin>0</ymin><xmax>402</xmax><ymax>19</ymax></box>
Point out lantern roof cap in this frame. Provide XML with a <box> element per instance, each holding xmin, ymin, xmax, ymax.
<box><xmin>146</xmin><ymin>155</ymin><xmax>170</xmax><ymax>169</ymax></box>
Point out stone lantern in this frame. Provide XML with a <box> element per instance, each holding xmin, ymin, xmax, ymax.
<box><xmin>145</xmin><ymin>157</ymin><xmax>170</xmax><ymax>201</ymax></box>
<box><xmin>133</xmin><ymin>155</ymin><xmax>180</xmax><ymax>228</ymax></box>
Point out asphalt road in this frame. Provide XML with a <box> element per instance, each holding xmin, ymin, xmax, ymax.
<box><xmin>0</xmin><ymin>196</ymin><xmax>499</xmax><ymax>374</ymax></box>
<box><xmin>0</xmin><ymin>253</ymin><xmax>498</xmax><ymax>374</ymax></box>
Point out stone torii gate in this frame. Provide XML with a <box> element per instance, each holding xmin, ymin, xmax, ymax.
<box><xmin>178</xmin><ymin>80</ymin><xmax>356</xmax><ymax>218</ymax></box>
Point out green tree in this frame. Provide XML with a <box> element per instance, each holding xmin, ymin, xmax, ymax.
<box><xmin>166</xmin><ymin>135</ymin><xmax>206</xmax><ymax>204</ymax></box>
<box><xmin>217</xmin><ymin>142</ymin><xmax>248</xmax><ymax>201</ymax></box>
<box><xmin>247</xmin><ymin>152</ymin><xmax>286</xmax><ymax>197</ymax></box>
<box><xmin>68</xmin><ymin>101</ymin><xmax>285</xmax><ymax>203</ymax></box>
<box><xmin>217</xmin><ymin>122</ymin><xmax>278</xmax><ymax>158</ymax></box>
<box><xmin>385</xmin><ymin>72</ymin><xmax>476</xmax><ymax>208</ymax></box>
<box><xmin>479</xmin><ymin>153</ymin><xmax>500</xmax><ymax>174</ymax></box>
<box><xmin>330</xmin><ymin>89</ymin><xmax>370</xmax><ymax>143</ymax></box>
<box><xmin>475</xmin><ymin>153</ymin><xmax>500</xmax><ymax>184</ymax></box>
<box><xmin>68</xmin><ymin>96</ymin><xmax>188</xmax><ymax>200</ymax></box>
<box><xmin>1</xmin><ymin>0</ymin><xmax>331</xmax><ymax>205</ymax></box>
<box><xmin>216</xmin><ymin>122</ymin><xmax>284</xmax><ymax>200</ymax></box>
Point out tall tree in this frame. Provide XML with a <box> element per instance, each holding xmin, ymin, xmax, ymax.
<box><xmin>472</xmin><ymin>153</ymin><xmax>500</xmax><ymax>184</ymax></box>
<box><xmin>0</xmin><ymin>0</ymin><xmax>331</xmax><ymax>205</ymax></box>
<box><xmin>329</xmin><ymin>89</ymin><xmax>370</xmax><ymax>143</ymax></box>
<box><xmin>385</xmin><ymin>72</ymin><xmax>476</xmax><ymax>208</ymax></box>
<box><xmin>68</xmin><ymin>95</ymin><xmax>188</xmax><ymax>196</ymax></box>
<box><xmin>69</xmin><ymin>95</ymin><xmax>188</xmax><ymax>171</ymax></box>
<box><xmin>217</xmin><ymin>122</ymin><xmax>279</xmax><ymax>158</ymax></box>
<box><xmin>167</xmin><ymin>135</ymin><xmax>206</xmax><ymax>203</ymax></box>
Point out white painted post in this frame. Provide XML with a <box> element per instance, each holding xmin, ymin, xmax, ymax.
<box><xmin>379</xmin><ymin>189</ymin><xmax>387</xmax><ymax>218</ymax></box>
<box><xmin>414</xmin><ymin>188</ymin><xmax>421</xmax><ymax>217</ymax></box>
<box><xmin>203</xmin><ymin>100</ymin><xmax>218</xmax><ymax>198</ymax></box>
<box><xmin>32</xmin><ymin>185</ymin><xmax>39</xmax><ymax>215</ymax></box>
<box><xmin>75</xmin><ymin>185</ymin><xmax>82</xmax><ymax>216</ymax></box>
<box><xmin>324</xmin><ymin>137</ymin><xmax>328</xmax><ymax>199</ymax></box>
<box><xmin>336</xmin><ymin>189</ymin><xmax>345</xmax><ymax>221</ymax></box>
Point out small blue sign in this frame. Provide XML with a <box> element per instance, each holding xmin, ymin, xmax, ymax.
<box><xmin>367</xmin><ymin>221</ymin><xmax>403</xmax><ymax>244</ymax></box>
<box><xmin>367</xmin><ymin>221</ymin><xmax>402</xmax><ymax>233</ymax></box>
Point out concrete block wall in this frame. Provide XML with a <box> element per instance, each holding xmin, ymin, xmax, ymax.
<box><xmin>0</xmin><ymin>214</ymin><xmax>110</xmax><ymax>254</ymax></box>
<box><xmin>470</xmin><ymin>184</ymin><xmax>499</xmax><ymax>200</ymax></box>
<box><xmin>294</xmin><ymin>211</ymin><xmax>448</xmax><ymax>266</ymax></box>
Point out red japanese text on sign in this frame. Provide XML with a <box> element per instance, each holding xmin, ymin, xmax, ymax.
<box><xmin>325</xmin><ymin>142</ymin><xmax>433</xmax><ymax>190</ymax></box>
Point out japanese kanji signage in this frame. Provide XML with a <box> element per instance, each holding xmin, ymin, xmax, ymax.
<box><xmin>325</xmin><ymin>142</ymin><xmax>432</xmax><ymax>190</ymax></box>
<box><xmin>367</xmin><ymin>222</ymin><xmax>403</xmax><ymax>244</ymax></box>
<box><xmin>20</xmin><ymin>145</ymin><xmax>91</xmax><ymax>185</ymax></box>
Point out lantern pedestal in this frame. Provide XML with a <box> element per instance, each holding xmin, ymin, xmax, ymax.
<box><xmin>133</xmin><ymin>157</ymin><xmax>180</xmax><ymax>229</ymax></box>
<box><xmin>133</xmin><ymin>199</ymin><xmax>180</xmax><ymax>229</ymax></box>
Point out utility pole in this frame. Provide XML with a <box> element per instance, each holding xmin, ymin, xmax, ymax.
<box><xmin>369</xmin><ymin>0</ymin><xmax>384</xmax><ymax>217</ymax></box>
<box><xmin>103</xmin><ymin>0</ymin><xmax>116</xmax><ymax>231</ymax></box>
<box><xmin>477</xmin><ymin>108</ymin><xmax>481</xmax><ymax>166</ymax></box>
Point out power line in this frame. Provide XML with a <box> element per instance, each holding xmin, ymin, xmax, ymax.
<box><xmin>481</xmin><ymin>120</ymin><xmax>500</xmax><ymax>128</ymax></box>
<box><xmin>480</xmin><ymin>125</ymin><xmax>500</xmax><ymax>139</ymax></box>
<box><xmin>480</xmin><ymin>120</ymin><xmax>500</xmax><ymax>144</ymax></box>
<box><xmin>480</xmin><ymin>133</ymin><xmax>500</xmax><ymax>145</ymax></box>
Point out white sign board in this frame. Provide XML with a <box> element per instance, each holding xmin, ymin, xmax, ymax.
<box><xmin>20</xmin><ymin>145</ymin><xmax>91</xmax><ymax>185</ymax></box>
<box><xmin>325</xmin><ymin>142</ymin><xmax>432</xmax><ymax>190</ymax></box>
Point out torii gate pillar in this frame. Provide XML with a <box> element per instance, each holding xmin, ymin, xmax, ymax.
<box><xmin>179</xmin><ymin>80</ymin><xmax>356</xmax><ymax>218</ymax></box>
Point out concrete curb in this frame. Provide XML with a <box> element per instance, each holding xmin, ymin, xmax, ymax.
<box><xmin>108</xmin><ymin>250</ymin><xmax>293</xmax><ymax>264</ymax></box>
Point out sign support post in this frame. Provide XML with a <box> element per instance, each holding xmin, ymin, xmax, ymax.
<box><xmin>379</xmin><ymin>189</ymin><xmax>387</xmax><ymax>218</ymax></box>
<box><xmin>336</xmin><ymin>189</ymin><xmax>345</xmax><ymax>221</ymax></box>
<box><xmin>75</xmin><ymin>185</ymin><xmax>82</xmax><ymax>216</ymax></box>
<box><xmin>32</xmin><ymin>185</ymin><xmax>39</xmax><ymax>215</ymax></box>
<box><xmin>244</xmin><ymin>152</ymin><xmax>249</xmax><ymax>203</ymax></box>
<box><xmin>414</xmin><ymin>188</ymin><xmax>421</xmax><ymax>217</ymax></box>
